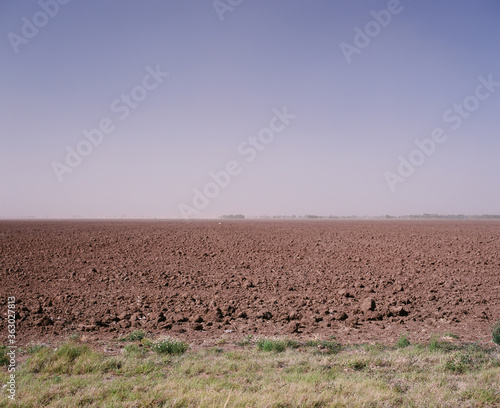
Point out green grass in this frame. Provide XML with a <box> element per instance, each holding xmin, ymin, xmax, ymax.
<box><xmin>123</xmin><ymin>344</ymin><xmax>148</xmax><ymax>358</ymax></box>
<box><xmin>26</xmin><ymin>344</ymin><xmax>47</xmax><ymax>355</ymax></box>
<box><xmin>396</xmin><ymin>333</ymin><xmax>411</xmax><ymax>348</ymax></box>
<box><xmin>304</xmin><ymin>339</ymin><xmax>342</xmax><ymax>354</ymax></box>
<box><xmin>492</xmin><ymin>320</ymin><xmax>500</xmax><ymax>346</ymax></box>
<box><xmin>0</xmin><ymin>345</ymin><xmax>8</xmax><ymax>367</ymax></box>
<box><xmin>22</xmin><ymin>343</ymin><xmax>123</xmax><ymax>375</ymax></box>
<box><xmin>256</xmin><ymin>338</ymin><xmax>299</xmax><ymax>352</ymax></box>
<box><xmin>428</xmin><ymin>335</ymin><xmax>458</xmax><ymax>352</ymax></box>
<box><xmin>151</xmin><ymin>338</ymin><xmax>188</xmax><ymax>355</ymax></box>
<box><xmin>1</xmin><ymin>337</ymin><xmax>499</xmax><ymax>407</ymax></box>
<box><xmin>118</xmin><ymin>330</ymin><xmax>147</xmax><ymax>342</ymax></box>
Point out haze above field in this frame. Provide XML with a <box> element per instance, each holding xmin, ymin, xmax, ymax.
<box><xmin>1</xmin><ymin>1</ymin><xmax>499</xmax><ymax>219</ymax></box>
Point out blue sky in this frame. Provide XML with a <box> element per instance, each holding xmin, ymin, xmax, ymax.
<box><xmin>1</xmin><ymin>0</ymin><xmax>499</xmax><ymax>218</ymax></box>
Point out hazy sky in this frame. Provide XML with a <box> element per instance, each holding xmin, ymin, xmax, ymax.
<box><xmin>1</xmin><ymin>1</ymin><xmax>499</xmax><ymax>218</ymax></box>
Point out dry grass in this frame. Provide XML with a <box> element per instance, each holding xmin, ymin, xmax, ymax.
<box><xmin>1</xmin><ymin>336</ymin><xmax>499</xmax><ymax>407</ymax></box>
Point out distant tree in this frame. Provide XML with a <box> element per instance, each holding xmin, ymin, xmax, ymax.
<box><xmin>220</xmin><ymin>214</ymin><xmax>245</xmax><ymax>219</ymax></box>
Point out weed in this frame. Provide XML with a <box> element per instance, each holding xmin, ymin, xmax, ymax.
<box><xmin>24</xmin><ymin>343</ymin><xmax>91</xmax><ymax>374</ymax></box>
<box><xmin>257</xmin><ymin>339</ymin><xmax>286</xmax><ymax>352</ymax></box>
<box><xmin>305</xmin><ymin>339</ymin><xmax>341</xmax><ymax>354</ymax></box>
<box><xmin>0</xmin><ymin>345</ymin><xmax>8</xmax><ymax>366</ymax></box>
<box><xmin>491</xmin><ymin>320</ymin><xmax>500</xmax><ymax>346</ymax></box>
<box><xmin>444</xmin><ymin>344</ymin><xmax>489</xmax><ymax>374</ymax></box>
<box><xmin>124</xmin><ymin>344</ymin><xmax>148</xmax><ymax>357</ymax></box>
<box><xmin>207</xmin><ymin>347</ymin><xmax>224</xmax><ymax>355</ymax></box>
<box><xmin>237</xmin><ymin>334</ymin><xmax>254</xmax><ymax>347</ymax></box>
<box><xmin>55</xmin><ymin>343</ymin><xmax>88</xmax><ymax>361</ymax></box>
<box><xmin>396</xmin><ymin>333</ymin><xmax>411</xmax><ymax>348</ymax></box>
<box><xmin>151</xmin><ymin>338</ymin><xmax>188</xmax><ymax>355</ymax></box>
<box><xmin>27</xmin><ymin>344</ymin><xmax>47</xmax><ymax>354</ymax></box>
<box><xmin>364</xmin><ymin>343</ymin><xmax>387</xmax><ymax>354</ymax></box>
<box><xmin>445</xmin><ymin>354</ymin><xmax>469</xmax><ymax>374</ymax></box>
<box><xmin>68</xmin><ymin>331</ymin><xmax>81</xmax><ymax>342</ymax></box>
<box><xmin>119</xmin><ymin>330</ymin><xmax>146</xmax><ymax>342</ymax></box>
<box><xmin>347</xmin><ymin>359</ymin><xmax>367</xmax><ymax>371</ymax></box>
<box><xmin>140</xmin><ymin>338</ymin><xmax>153</xmax><ymax>348</ymax></box>
<box><xmin>429</xmin><ymin>336</ymin><xmax>456</xmax><ymax>352</ymax></box>
<box><xmin>256</xmin><ymin>338</ymin><xmax>298</xmax><ymax>352</ymax></box>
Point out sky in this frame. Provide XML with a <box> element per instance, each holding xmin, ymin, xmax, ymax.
<box><xmin>1</xmin><ymin>0</ymin><xmax>499</xmax><ymax>219</ymax></box>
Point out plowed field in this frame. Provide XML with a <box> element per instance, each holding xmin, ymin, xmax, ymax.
<box><xmin>1</xmin><ymin>220</ymin><xmax>499</xmax><ymax>346</ymax></box>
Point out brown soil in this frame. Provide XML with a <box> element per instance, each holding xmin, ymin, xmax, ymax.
<box><xmin>1</xmin><ymin>220</ymin><xmax>499</xmax><ymax>347</ymax></box>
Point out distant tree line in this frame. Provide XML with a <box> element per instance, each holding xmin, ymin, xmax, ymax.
<box><xmin>228</xmin><ymin>214</ymin><xmax>500</xmax><ymax>220</ymax></box>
